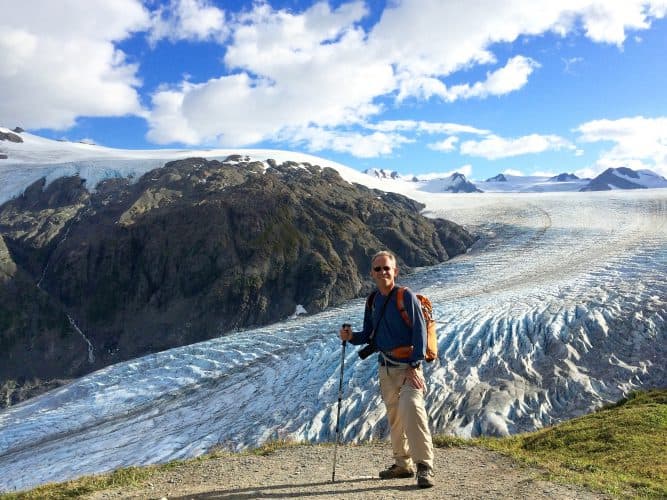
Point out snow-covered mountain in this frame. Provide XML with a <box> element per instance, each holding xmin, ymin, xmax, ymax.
<box><xmin>0</xmin><ymin>130</ymin><xmax>665</xmax><ymax>492</ymax></box>
<box><xmin>363</xmin><ymin>167</ymin><xmax>415</xmax><ymax>181</ymax></box>
<box><xmin>0</xmin><ymin>128</ymin><xmax>388</xmax><ymax>205</ymax></box>
<box><xmin>580</xmin><ymin>167</ymin><xmax>667</xmax><ymax>191</ymax></box>
<box><xmin>476</xmin><ymin>174</ymin><xmax>589</xmax><ymax>192</ymax></box>
<box><xmin>410</xmin><ymin>172</ymin><xmax>482</xmax><ymax>193</ymax></box>
<box><xmin>479</xmin><ymin>169</ymin><xmax>667</xmax><ymax>192</ymax></box>
<box><xmin>549</xmin><ymin>172</ymin><xmax>580</xmax><ymax>182</ymax></box>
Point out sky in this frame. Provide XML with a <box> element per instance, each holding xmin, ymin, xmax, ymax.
<box><xmin>1</xmin><ymin>0</ymin><xmax>667</xmax><ymax>181</ymax></box>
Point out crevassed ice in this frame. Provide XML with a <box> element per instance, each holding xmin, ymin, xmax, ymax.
<box><xmin>0</xmin><ymin>190</ymin><xmax>665</xmax><ymax>493</ymax></box>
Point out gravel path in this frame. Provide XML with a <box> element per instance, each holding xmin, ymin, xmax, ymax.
<box><xmin>88</xmin><ymin>443</ymin><xmax>609</xmax><ymax>499</ymax></box>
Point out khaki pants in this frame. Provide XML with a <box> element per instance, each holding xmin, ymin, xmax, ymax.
<box><xmin>379</xmin><ymin>365</ymin><xmax>434</xmax><ymax>470</ymax></box>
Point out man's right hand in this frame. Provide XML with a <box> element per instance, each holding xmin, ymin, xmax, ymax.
<box><xmin>339</xmin><ymin>324</ymin><xmax>353</xmax><ymax>341</ymax></box>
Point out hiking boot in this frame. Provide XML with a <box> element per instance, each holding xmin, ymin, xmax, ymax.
<box><xmin>416</xmin><ymin>463</ymin><xmax>435</xmax><ymax>488</ymax></box>
<box><xmin>378</xmin><ymin>464</ymin><xmax>415</xmax><ymax>479</ymax></box>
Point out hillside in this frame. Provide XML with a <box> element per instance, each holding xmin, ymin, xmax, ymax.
<box><xmin>476</xmin><ymin>389</ymin><xmax>667</xmax><ymax>498</ymax></box>
<box><xmin>0</xmin><ymin>156</ymin><xmax>474</xmax><ymax>407</ymax></box>
<box><xmin>9</xmin><ymin>390</ymin><xmax>665</xmax><ymax>499</ymax></box>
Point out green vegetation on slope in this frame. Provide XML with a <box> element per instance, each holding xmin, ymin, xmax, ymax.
<box><xmin>0</xmin><ymin>466</ymin><xmax>153</xmax><ymax>500</ymax></box>
<box><xmin>3</xmin><ymin>389</ymin><xmax>665</xmax><ymax>499</ymax></box>
<box><xmin>438</xmin><ymin>389</ymin><xmax>666</xmax><ymax>498</ymax></box>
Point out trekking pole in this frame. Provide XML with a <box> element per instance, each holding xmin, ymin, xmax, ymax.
<box><xmin>332</xmin><ymin>325</ymin><xmax>349</xmax><ymax>483</ymax></box>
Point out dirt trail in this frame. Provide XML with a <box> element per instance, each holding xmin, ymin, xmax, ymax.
<box><xmin>88</xmin><ymin>443</ymin><xmax>608</xmax><ymax>499</ymax></box>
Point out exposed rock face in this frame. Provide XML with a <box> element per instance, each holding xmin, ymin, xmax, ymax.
<box><xmin>485</xmin><ymin>174</ymin><xmax>507</xmax><ymax>182</ymax></box>
<box><xmin>444</xmin><ymin>173</ymin><xmax>483</xmax><ymax>193</ymax></box>
<box><xmin>363</xmin><ymin>167</ymin><xmax>402</xmax><ymax>180</ymax></box>
<box><xmin>0</xmin><ymin>131</ymin><xmax>23</xmax><ymax>143</ymax></box>
<box><xmin>549</xmin><ymin>173</ymin><xmax>579</xmax><ymax>182</ymax></box>
<box><xmin>0</xmin><ymin>157</ymin><xmax>475</xmax><ymax>406</ymax></box>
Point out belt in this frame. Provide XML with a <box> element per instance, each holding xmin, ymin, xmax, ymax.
<box><xmin>378</xmin><ymin>352</ymin><xmax>409</xmax><ymax>366</ymax></box>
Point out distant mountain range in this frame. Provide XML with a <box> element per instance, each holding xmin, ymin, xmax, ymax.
<box><xmin>363</xmin><ymin>167</ymin><xmax>417</xmax><ymax>181</ymax></box>
<box><xmin>362</xmin><ymin>166</ymin><xmax>667</xmax><ymax>193</ymax></box>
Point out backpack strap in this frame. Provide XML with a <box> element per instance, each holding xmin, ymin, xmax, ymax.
<box><xmin>366</xmin><ymin>290</ymin><xmax>377</xmax><ymax>312</ymax></box>
<box><xmin>366</xmin><ymin>288</ymin><xmax>397</xmax><ymax>342</ymax></box>
<box><xmin>396</xmin><ymin>287</ymin><xmax>412</xmax><ymax>328</ymax></box>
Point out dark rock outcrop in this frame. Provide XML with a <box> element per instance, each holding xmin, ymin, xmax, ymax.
<box><xmin>0</xmin><ymin>157</ymin><xmax>475</xmax><ymax>406</ymax></box>
<box><xmin>0</xmin><ymin>131</ymin><xmax>23</xmax><ymax>143</ymax></box>
<box><xmin>364</xmin><ymin>168</ymin><xmax>402</xmax><ymax>180</ymax></box>
<box><xmin>549</xmin><ymin>173</ymin><xmax>579</xmax><ymax>182</ymax></box>
<box><xmin>485</xmin><ymin>174</ymin><xmax>507</xmax><ymax>182</ymax></box>
<box><xmin>444</xmin><ymin>173</ymin><xmax>483</xmax><ymax>193</ymax></box>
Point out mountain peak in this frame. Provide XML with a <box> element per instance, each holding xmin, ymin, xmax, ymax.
<box><xmin>441</xmin><ymin>172</ymin><xmax>482</xmax><ymax>193</ymax></box>
<box><xmin>363</xmin><ymin>167</ymin><xmax>402</xmax><ymax>180</ymax></box>
<box><xmin>580</xmin><ymin>166</ymin><xmax>667</xmax><ymax>191</ymax></box>
<box><xmin>549</xmin><ymin>173</ymin><xmax>579</xmax><ymax>182</ymax></box>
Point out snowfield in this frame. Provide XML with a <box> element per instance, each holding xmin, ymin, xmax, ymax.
<box><xmin>0</xmin><ymin>135</ymin><xmax>665</xmax><ymax>492</ymax></box>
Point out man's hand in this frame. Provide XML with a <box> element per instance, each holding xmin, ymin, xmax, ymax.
<box><xmin>339</xmin><ymin>324</ymin><xmax>353</xmax><ymax>342</ymax></box>
<box><xmin>406</xmin><ymin>366</ymin><xmax>425</xmax><ymax>391</ymax></box>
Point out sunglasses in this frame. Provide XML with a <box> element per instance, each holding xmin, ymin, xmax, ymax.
<box><xmin>373</xmin><ymin>266</ymin><xmax>392</xmax><ymax>272</ymax></box>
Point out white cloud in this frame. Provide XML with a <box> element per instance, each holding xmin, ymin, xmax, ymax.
<box><xmin>428</xmin><ymin>136</ymin><xmax>459</xmax><ymax>152</ymax></box>
<box><xmin>0</xmin><ymin>0</ymin><xmax>149</xmax><ymax>129</ymax></box>
<box><xmin>573</xmin><ymin>167</ymin><xmax>600</xmax><ymax>179</ymax></box>
<box><xmin>145</xmin><ymin>83</ymin><xmax>202</xmax><ymax>144</ymax></box>
<box><xmin>562</xmin><ymin>56</ymin><xmax>584</xmax><ymax>73</ymax></box>
<box><xmin>398</xmin><ymin>56</ymin><xmax>540</xmax><ymax>102</ymax></box>
<box><xmin>370</xmin><ymin>0</ymin><xmax>667</xmax><ymax>79</ymax></box>
<box><xmin>148</xmin><ymin>0</ymin><xmax>228</xmax><ymax>45</ymax></box>
<box><xmin>532</xmin><ymin>170</ymin><xmax>558</xmax><ymax>177</ymax></box>
<box><xmin>370</xmin><ymin>121</ymin><xmax>490</xmax><ymax>136</ymax></box>
<box><xmin>461</xmin><ymin>134</ymin><xmax>576</xmax><ymax>159</ymax></box>
<box><xmin>576</xmin><ymin>116</ymin><xmax>667</xmax><ymax>176</ymax></box>
<box><xmin>448</xmin><ymin>55</ymin><xmax>540</xmax><ymax>101</ymax></box>
<box><xmin>282</xmin><ymin>127</ymin><xmax>413</xmax><ymax>158</ymax></box>
<box><xmin>144</xmin><ymin>1</ymin><xmax>666</xmax><ymax>153</ymax></box>
<box><xmin>503</xmin><ymin>169</ymin><xmax>525</xmax><ymax>176</ymax></box>
<box><xmin>417</xmin><ymin>164</ymin><xmax>473</xmax><ymax>180</ymax></box>
<box><xmin>5</xmin><ymin>0</ymin><xmax>667</xmax><ymax>158</ymax></box>
<box><xmin>147</xmin><ymin>1</ymin><xmax>396</xmax><ymax>148</ymax></box>
<box><xmin>578</xmin><ymin>1</ymin><xmax>660</xmax><ymax>45</ymax></box>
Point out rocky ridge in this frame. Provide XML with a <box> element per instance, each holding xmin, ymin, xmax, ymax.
<box><xmin>0</xmin><ymin>157</ymin><xmax>474</xmax><ymax>407</ymax></box>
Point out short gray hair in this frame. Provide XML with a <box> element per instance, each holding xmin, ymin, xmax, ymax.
<box><xmin>371</xmin><ymin>250</ymin><xmax>397</xmax><ymax>266</ymax></box>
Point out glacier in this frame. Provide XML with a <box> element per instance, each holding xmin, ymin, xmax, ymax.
<box><xmin>0</xmin><ymin>133</ymin><xmax>665</xmax><ymax>492</ymax></box>
<box><xmin>0</xmin><ymin>186</ymin><xmax>664</xmax><ymax>492</ymax></box>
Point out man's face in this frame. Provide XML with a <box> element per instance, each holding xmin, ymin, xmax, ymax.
<box><xmin>371</xmin><ymin>255</ymin><xmax>398</xmax><ymax>290</ymax></box>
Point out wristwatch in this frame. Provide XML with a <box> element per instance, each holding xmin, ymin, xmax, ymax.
<box><xmin>409</xmin><ymin>361</ymin><xmax>421</xmax><ymax>369</ymax></box>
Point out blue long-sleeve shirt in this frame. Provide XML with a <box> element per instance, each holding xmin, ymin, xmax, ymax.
<box><xmin>350</xmin><ymin>286</ymin><xmax>427</xmax><ymax>364</ymax></box>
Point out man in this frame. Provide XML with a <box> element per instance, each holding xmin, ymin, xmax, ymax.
<box><xmin>339</xmin><ymin>250</ymin><xmax>435</xmax><ymax>488</ymax></box>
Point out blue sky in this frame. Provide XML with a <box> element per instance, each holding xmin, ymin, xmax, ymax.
<box><xmin>2</xmin><ymin>0</ymin><xmax>666</xmax><ymax>180</ymax></box>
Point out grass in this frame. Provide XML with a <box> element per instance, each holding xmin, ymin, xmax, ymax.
<box><xmin>0</xmin><ymin>466</ymin><xmax>154</xmax><ymax>500</ymax></box>
<box><xmin>0</xmin><ymin>440</ymin><xmax>309</xmax><ymax>499</ymax></box>
<box><xmin>3</xmin><ymin>389</ymin><xmax>665</xmax><ymax>499</ymax></box>
<box><xmin>438</xmin><ymin>389</ymin><xmax>666</xmax><ymax>499</ymax></box>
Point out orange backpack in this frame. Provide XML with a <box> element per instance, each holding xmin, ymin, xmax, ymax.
<box><xmin>366</xmin><ymin>287</ymin><xmax>438</xmax><ymax>362</ymax></box>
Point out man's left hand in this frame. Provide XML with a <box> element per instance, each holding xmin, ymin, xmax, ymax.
<box><xmin>406</xmin><ymin>367</ymin><xmax>425</xmax><ymax>391</ymax></box>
